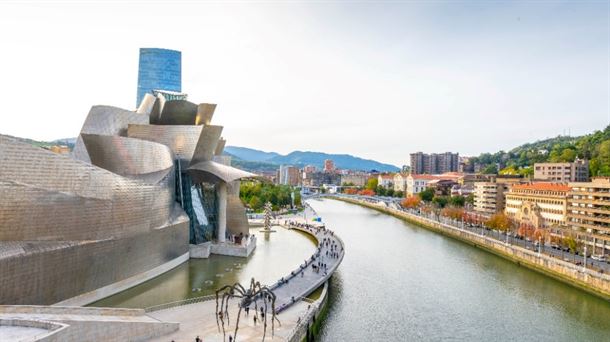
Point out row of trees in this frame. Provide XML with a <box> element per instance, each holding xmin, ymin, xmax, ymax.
<box><xmin>239</xmin><ymin>182</ymin><xmax>301</xmax><ymax>212</ymax></box>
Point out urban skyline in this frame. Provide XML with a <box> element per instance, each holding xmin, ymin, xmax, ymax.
<box><xmin>1</xmin><ymin>1</ymin><xmax>608</xmax><ymax>167</ymax></box>
<box><xmin>2</xmin><ymin>2</ymin><xmax>610</xmax><ymax>341</ymax></box>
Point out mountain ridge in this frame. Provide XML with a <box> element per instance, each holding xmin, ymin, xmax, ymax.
<box><xmin>224</xmin><ymin>146</ymin><xmax>400</xmax><ymax>172</ymax></box>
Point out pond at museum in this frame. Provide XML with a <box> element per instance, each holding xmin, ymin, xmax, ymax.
<box><xmin>91</xmin><ymin>226</ymin><xmax>316</xmax><ymax>308</ymax></box>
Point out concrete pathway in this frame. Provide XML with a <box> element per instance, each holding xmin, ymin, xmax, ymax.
<box><xmin>148</xmin><ymin>297</ymin><xmax>313</xmax><ymax>342</ymax></box>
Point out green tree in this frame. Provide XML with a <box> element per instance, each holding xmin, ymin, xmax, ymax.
<box><xmin>366</xmin><ymin>177</ymin><xmax>378</xmax><ymax>191</ymax></box>
<box><xmin>465</xmin><ymin>193</ymin><xmax>474</xmax><ymax>205</ymax></box>
<box><xmin>559</xmin><ymin>148</ymin><xmax>576</xmax><ymax>162</ymax></box>
<box><xmin>376</xmin><ymin>186</ymin><xmax>387</xmax><ymax>196</ymax></box>
<box><xmin>482</xmin><ymin>164</ymin><xmax>498</xmax><ymax>174</ymax></box>
<box><xmin>248</xmin><ymin>196</ymin><xmax>262</xmax><ymax>211</ymax></box>
<box><xmin>394</xmin><ymin>190</ymin><xmax>404</xmax><ymax>198</ymax></box>
<box><xmin>449</xmin><ymin>196</ymin><xmax>465</xmax><ymax>207</ymax></box>
<box><xmin>418</xmin><ymin>188</ymin><xmax>434</xmax><ymax>202</ymax></box>
<box><xmin>386</xmin><ymin>188</ymin><xmax>395</xmax><ymax>197</ymax></box>
<box><xmin>432</xmin><ymin>196</ymin><xmax>449</xmax><ymax>208</ymax></box>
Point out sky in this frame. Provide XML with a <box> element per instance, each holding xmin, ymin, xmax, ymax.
<box><xmin>0</xmin><ymin>0</ymin><xmax>608</xmax><ymax>167</ymax></box>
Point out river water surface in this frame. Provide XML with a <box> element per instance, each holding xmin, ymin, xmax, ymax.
<box><xmin>309</xmin><ymin>199</ymin><xmax>610</xmax><ymax>341</ymax></box>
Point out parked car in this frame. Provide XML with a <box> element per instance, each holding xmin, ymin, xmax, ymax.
<box><xmin>591</xmin><ymin>255</ymin><xmax>607</xmax><ymax>262</ymax></box>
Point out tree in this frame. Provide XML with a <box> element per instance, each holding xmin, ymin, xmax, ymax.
<box><xmin>386</xmin><ymin>188</ymin><xmax>395</xmax><ymax>197</ymax></box>
<box><xmin>565</xmin><ymin>236</ymin><xmax>578</xmax><ymax>254</ymax></box>
<box><xmin>449</xmin><ymin>196</ymin><xmax>465</xmax><ymax>207</ymax></box>
<box><xmin>485</xmin><ymin>213</ymin><xmax>513</xmax><ymax>231</ymax></box>
<box><xmin>441</xmin><ymin>207</ymin><xmax>465</xmax><ymax>220</ymax></box>
<box><xmin>401</xmin><ymin>196</ymin><xmax>421</xmax><ymax>208</ymax></box>
<box><xmin>482</xmin><ymin>164</ymin><xmax>498</xmax><ymax>174</ymax></box>
<box><xmin>359</xmin><ymin>189</ymin><xmax>375</xmax><ymax>196</ymax></box>
<box><xmin>248</xmin><ymin>196</ymin><xmax>262</xmax><ymax>211</ymax></box>
<box><xmin>366</xmin><ymin>177</ymin><xmax>378</xmax><ymax>191</ymax></box>
<box><xmin>418</xmin><ymin>188</ymin><xmax>434</xmax><ymax>202</ymax></box>
<box><xmin>559</xmin><ymin>148</ymin><xmax>576</xmax><ymax>162</ymax></box>
<box><xmin>376</xmin><ymin>186</ymin><xmax>386</xmax><ymax>196</ymax></box>
<box><xmin>465</xmin><ymin>193</ymin><xmax>475</xmax><ymax>205</ymax></box>
<box><xmin>394</xmin><ymin>190</ymin><xmax>404</xmax><ymax>198</ymax></box>
<box><xmin>432</xmin><ymin>196</ymin><xmax>449</xmax><ymax>208</ymax></box>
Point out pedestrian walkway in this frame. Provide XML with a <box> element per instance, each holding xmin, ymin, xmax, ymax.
<box><xmin>146</xmin><ymin>204</ymin><xmax>344</xmax><ymax>341</ymax></box>
<box><xmin>272</xmin><ymin>217</ymin><xmax>344</xmax><ymax>313</ymax></box>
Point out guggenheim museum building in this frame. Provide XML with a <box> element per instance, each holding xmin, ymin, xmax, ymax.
<box><xmin>0</xmin><ymin>48</ymin><xmax>255</xmax><ymax>305</ymax></box>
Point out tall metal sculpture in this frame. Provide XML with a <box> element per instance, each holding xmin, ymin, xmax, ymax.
<box><xmin>215</xmin><ymin>278</ymin><xmax>279</xmax><ymax>341</ymax></box>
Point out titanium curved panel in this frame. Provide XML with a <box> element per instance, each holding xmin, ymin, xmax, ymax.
<box><xmin>215</xmin><ymin>138</ymin><xmax>226</xmax><ymax>156</ymax></box>
<box><xmin>136</xmin><ymin>93</ymin><xmax>157</xmax><ymax>115</ymax></box>
<box><xmin>148</xmin><ymin>94</ymin><xmax>166</xmax><ymax>125</ymax></box>
<box><xmin>73</xmin><ymin>105</ymin><xmax>149</xmax><ymax>163</ymax></box>
<box><xmin>127</xmin><ymin>124</ymin><xmax>203</xmax><ymax>161</ymax></box>
<box><xmin>188</xmin><ymin>160</ymin><xmax>257</xmax><ymax>184</ymax></box>
<box><xmin>0</xmin><ymin>135</ymin><xmax>174</xmax><ymax>241</ymax></box>
<box><xmin>81</xmin><ymin>134</ymin><xmax>173</xmax><ymax>184</ymax></box>
<box><xmin>190</xmin><ymin>125</ymin><xmax>223</xmax><ymax>165</ymax></box>
<box><xmin>157</xmin><ymin>100</ymin><xmax>198</xmax><ymax>125</ymax></box>
<box><xmin>197</xmin><ymin>103</ymin><xmax>216</xmax><ymax>125</ymax></box>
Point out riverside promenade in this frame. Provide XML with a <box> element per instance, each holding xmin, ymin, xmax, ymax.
<box><xmin>331</xmin><ymin>194</ymin><xmax>610</xmax><ymax>300</ymax></box>
<box><xmin>148</xmin><ymin>204</ymin><xmax>344</xmax><ymax>341</ymax></box>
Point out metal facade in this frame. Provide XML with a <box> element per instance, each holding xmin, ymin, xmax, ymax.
<box><xmin>0</xmin><ymin>92</ymin><xmax>256</xmax><ymax>304</ymax></box>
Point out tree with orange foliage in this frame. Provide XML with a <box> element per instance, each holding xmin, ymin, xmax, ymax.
<box><xmin>358</xmin><ymin>189</ymin><xmax>375</xmax><ymax>196</ymax></box>
<box><xmin>343</xmin><ymin>188</ymin><xmax>358</xmax><ymax>195</ymax></box>
<box><xmin>441</xmin><ymin>207</ymin><xmax>465</xmax><ymax>220</ymax></box>
<box><xmin>401</xmin><ymin>196</ymin><xmax>421</xmax><ymax>209</ymax></box>
<box><xmin>485</xmin><ymin>213</ymin><xmax>513</xmax><ymax>232</ymax></box>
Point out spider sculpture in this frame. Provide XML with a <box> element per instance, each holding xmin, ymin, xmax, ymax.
<box><xmin>215</xmin><ymin>278</ymin><xmax>281</xmax><ymax>341</ymax></box>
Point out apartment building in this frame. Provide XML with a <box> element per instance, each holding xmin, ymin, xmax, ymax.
<box><xmin>567</xmin><ymin>178</ymin><xmax>610</xmax><ymax>252</ymax></box>
<box><xmin>534</xmin><ymin>159</ymin><xmax>589</xmax><ymax>182</ymax></box>
<box><xmin>504</xmin><ymin>183</ymin><xmax>569</xmax><ymax>228</ymax></box>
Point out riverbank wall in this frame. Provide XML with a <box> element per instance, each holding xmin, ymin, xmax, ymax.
<box><xmin>287</xmin><ymin>282</ymin><xmax>330</xmax><ymax>342</ymax></box>
<box><xmin>333</xmin><ymin>196</ymin><xmax>610</xmax><ymax>301</ymax></box>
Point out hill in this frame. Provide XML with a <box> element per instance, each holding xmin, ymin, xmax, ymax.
<box><xmin>225</xmin><ymin>146</ymin><xmax>400</xmax><ymax>172</ymax></box>
<box><xmin>224</xmin><ymin>146</ymin><xmax>280</xmax><ymax>162</ymax></box>
<box><xmin>471</xmin><ymin>125</ymin><xmax>610</xmax><ymax>176</ymax></box>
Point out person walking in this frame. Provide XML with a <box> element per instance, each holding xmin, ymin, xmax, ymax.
<box><xmin>254</xmin><ymin>314</ymin><xmax>258</xmax><ymax>325</ymax></box>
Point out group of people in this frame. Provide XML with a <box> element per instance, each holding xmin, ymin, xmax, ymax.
<box><xmin>227</xmin><ymin>232</ymin><xmax>253</xmax><ymax>245</ymax></box>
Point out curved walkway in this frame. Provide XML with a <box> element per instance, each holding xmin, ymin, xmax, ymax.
<box><xmin>147</xmin><ymin>203</ymin><xmax>344</xmax><ymax>341</ymax></box>
<box><xmin>272</xmin><ymin>214</ymin><xmax>345</xmax><ymax>313</ymax></box>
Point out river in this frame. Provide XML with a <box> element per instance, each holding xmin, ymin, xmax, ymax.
<box><xmin>309</xmin><ymin>198</ymin><xmax>610</xmax><ymax>341</ymax></box>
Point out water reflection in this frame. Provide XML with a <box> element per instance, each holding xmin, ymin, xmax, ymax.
<box><xmin>91</xmin><ymin>226</ymin><xmax>316</xmax><ymax>308</ymax></box>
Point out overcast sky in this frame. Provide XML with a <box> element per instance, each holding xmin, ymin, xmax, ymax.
<box><xmin>0</xmin><ymin>1</ymin><xmax>608</xmax><ymax>167</ymax></box>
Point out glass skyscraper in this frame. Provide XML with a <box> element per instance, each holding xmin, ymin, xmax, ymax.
<box><xmin>136</xmin><ymin>48</ymin><xmax>182</xmax><ymax>107</ymax></box>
